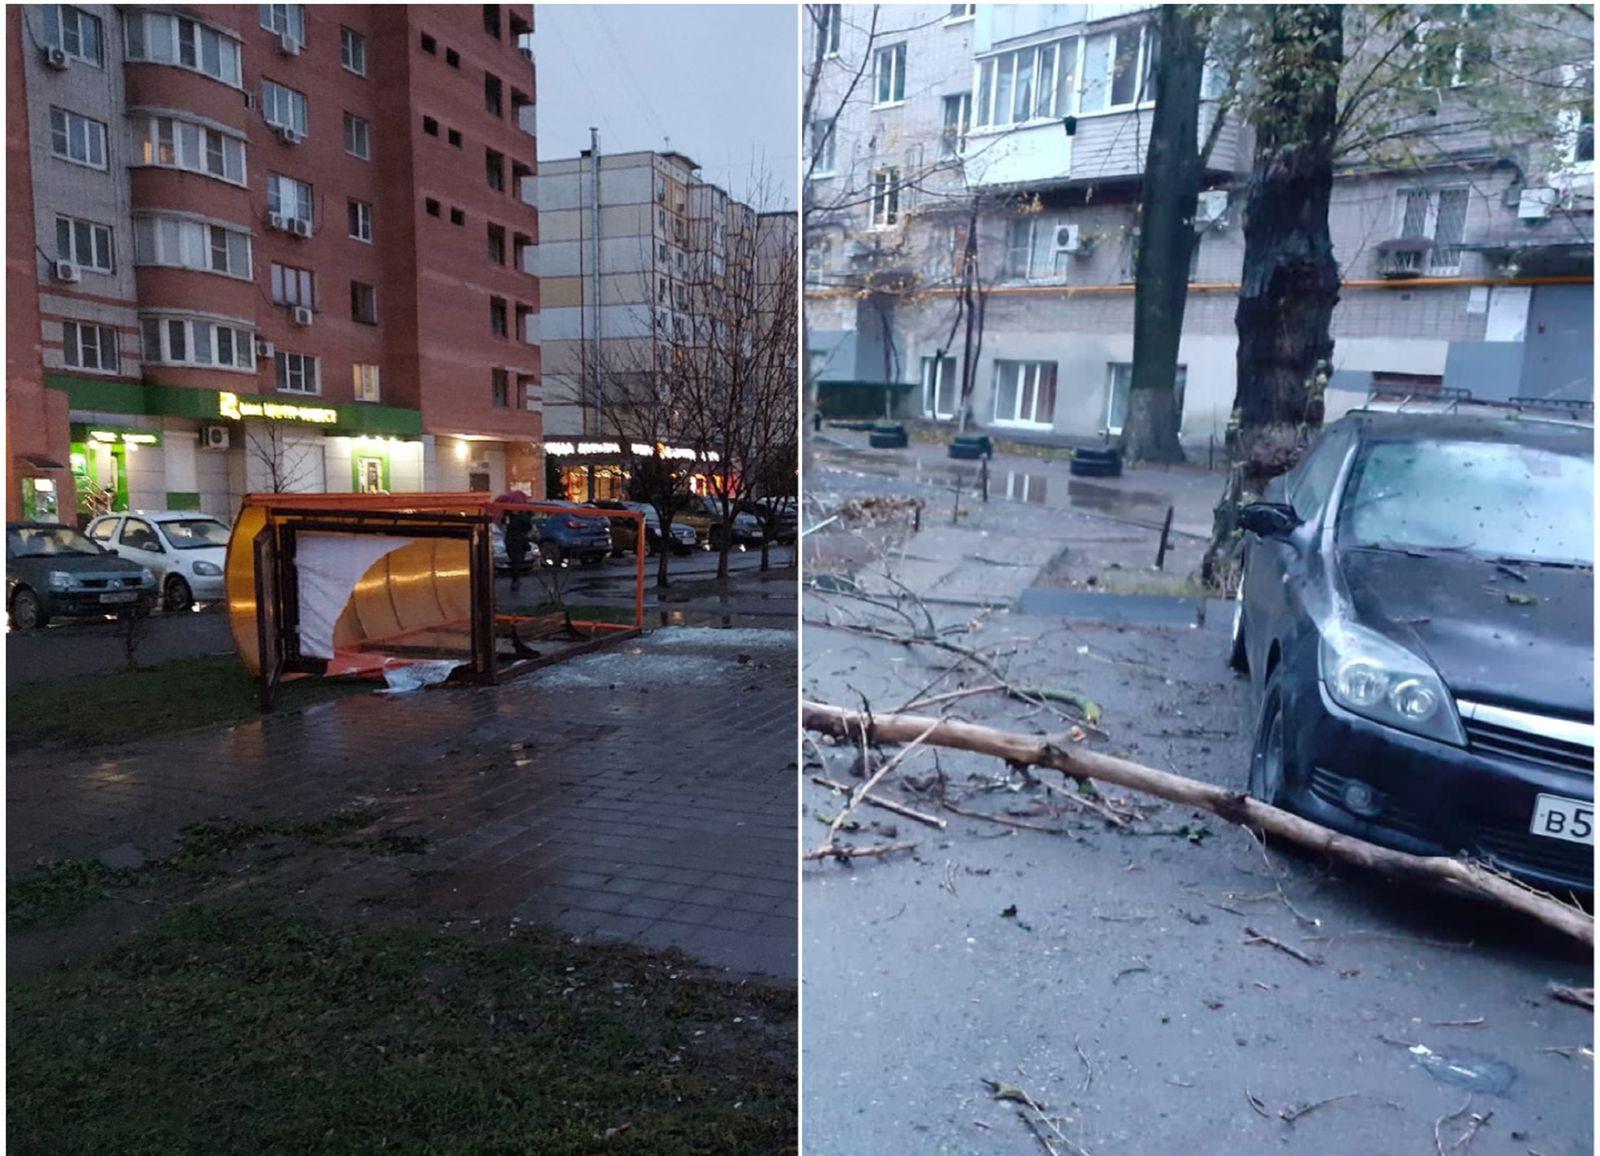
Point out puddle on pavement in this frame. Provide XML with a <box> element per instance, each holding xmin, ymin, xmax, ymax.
<box><xmin>873</xmin><ymin>458</ymin><xmax>1179</xmax><ymax>525</ymax></box>
<box><xmin>1408</xmin><ymin>1043</ymin><xmax>1516</xmax><ymax>1094</ymax></box>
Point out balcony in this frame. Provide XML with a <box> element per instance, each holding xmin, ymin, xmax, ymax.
<box><xmin>1375</xmin><ymin>238</ymin><xmax>1461</xmax><ymax>279</ymax></box>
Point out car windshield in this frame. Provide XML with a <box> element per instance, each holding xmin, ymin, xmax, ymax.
<box><xmin>1339</xmin><ymin>438</ymin><xmax>1594</xmax><ymax>566</ymax></box>
<box><xmin>161</xmin><ymin>519</ymin><xmax>230</xmax><ymax>550</ymax></box>
<box><xmin>8</xmin><ymin>526</ymin><xmax>101</xmax><ymax>557</ymax></box>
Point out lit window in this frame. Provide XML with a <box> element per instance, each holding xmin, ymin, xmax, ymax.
<box><xmin>353</xmin><ymin>363</ymin><xmax>381</xmax><ymax>402</ymax></box>
<box><xmin>137</xmin><ymin>115</ymin><xmax>245</xmax><ymax>183</ymax></box>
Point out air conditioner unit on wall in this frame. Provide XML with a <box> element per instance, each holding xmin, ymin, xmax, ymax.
<box><xmin>52</xmin><ymin>260</ymin><xmax>80</xmax><ymax>283</ymax></box>
<box><xmin>1195</xmin><ymin>189</ymin><xmax>1230</xmax><ymax>228</ymax></box>
<box><xmin>201</xmin><ymin>425</ymin><xmax>231</xmax><ymax>451</ymax></box>
<box><xmin>278</xmin><ymin>32</ymin><xmax>300</xmax><ymax>56</ymax></box>
<box><xmin>42</xmin><ymin>46</ymin><xmax>69</xmax><ymax>70</ymax></box>
<box><xmin>255</xmin><ymin>338</ymin><xmax>275</xmax><ymax>359</ymax></box>
<box><xmin>274</xmin><ymin>124</ymin><xmax>302</xmax><ymax>145</ymax></box>
<box><xmin>1052</xmin><ymin>224</ymin><xmax>1082</xmax><ymax>254</ymax></box>
<box><xmin>291</xmin><ymin>305</ymin><xmax>313</xmax><ymax>327</ymax></box>
<box><xmin>290</xmin><ymin>218</ymin><xmax>312</xmax><ymax>238</ymax></box>
<box><xmin>267</xmin><ymin>213</ymin><xmax>288</xmax><ymax>232</ymax></box>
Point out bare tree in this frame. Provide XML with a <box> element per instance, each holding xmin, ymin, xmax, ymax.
<box><xmin>244</xmin><ymin>424</ymin><xmax>323</xmax><ymax>493</ymax></box>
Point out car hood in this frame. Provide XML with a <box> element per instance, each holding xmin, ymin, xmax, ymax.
<box><xmin>1337</xmin><ymin>548</ymin><xmax>1593</xmax><ymax>718</ymax></box>
<box><xmin>11</xmin><ymin>552</ymin><xmax>145</xmax><ymax>576</ymax></box>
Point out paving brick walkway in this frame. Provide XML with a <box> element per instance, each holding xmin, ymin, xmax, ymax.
<box><xmin>8</xmin><ymin>627</ymin><xmax>797</xmax><ymax>980</ymax></box>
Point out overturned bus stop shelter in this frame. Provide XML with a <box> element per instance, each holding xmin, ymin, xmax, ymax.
<box><xmin>224</xmin><ymin>493</ymin><xmax>644</xmax><ymax>707</ymax></box>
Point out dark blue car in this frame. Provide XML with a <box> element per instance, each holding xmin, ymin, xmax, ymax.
<box><xmin>1232</xmin><ymin>409</ymin><xmax>1593</xmax><ymax>893</ymax></box>
<box><xmin>534</xmin><ymin>502</ymin><xmax>613</xmax><ymax>565</ymax></box>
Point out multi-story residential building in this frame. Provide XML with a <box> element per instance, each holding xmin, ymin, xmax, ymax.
<box><xmin>805</xmin><ymin>4</ymin><xmax>1593</xmax><ymax>451</ymax></box>
<box><xmin>6</xmin><ymin>3</ymin><xmax>543</xmax><ymax>524</ymax></box>
<box><xmin>535</xmin><ymin>147</ymin><xmax>792</xmax><ymax>500</ymax></box>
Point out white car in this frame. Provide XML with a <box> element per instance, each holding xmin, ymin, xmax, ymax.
<box><xmin>85</xmin><ymin>510</ymin><xmax>230</xmax><ymax>611</ymax></box>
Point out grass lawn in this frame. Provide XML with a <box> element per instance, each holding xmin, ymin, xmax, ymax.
<box><xmin>9</xmin><ymin>903</ymin><xmax>796</xmax><ymax>1155</ymax></box>
<box><xmin>7</xmin><ymin>653</ymin><xmax>368</xmax><ymax>752</ymax></box>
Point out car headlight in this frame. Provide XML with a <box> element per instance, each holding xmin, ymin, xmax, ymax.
<box><xmin>1319</xmin><ymin>620</ymin><xmax>1463</xmax><ymax>745</ymax></box>
<box><xmin>139</xmin><ymin>568</ymin><xmax>156</xmax><ymax>586</ymax></box>
<box><xmin>47</xmin><ymin>570</ymin><xmax>73</xmax><ymax>590</ymax></box>
<box><xmin>192</xmin><ymin>560</ymin><xmax>222</xmax><ymax>576</ymax></box>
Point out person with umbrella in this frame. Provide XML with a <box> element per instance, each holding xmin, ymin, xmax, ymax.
<box><xmin>496</xmin><ymin>488</ymin><xmax>534</xmax><ymax>591</ymax></box>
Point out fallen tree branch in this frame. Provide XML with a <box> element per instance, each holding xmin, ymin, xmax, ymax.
<box><xmin>803</xmin><ymin>841</ymin><xmax>918</xmax><ymax>862</ymax></box>
<box><xmin>811</xmin><ymin>775</ymin><xmax>947</xmax><ymax>829</ymax></box>
<box><xmin>801</xmin><ymin>701</ymin><xmax>1594</xmax><ymax>948</ymax></box>
<box><xmin>1243</xmin><ymin>926</ymin><xmax>1323</xmax><ymax>967</ymax></box>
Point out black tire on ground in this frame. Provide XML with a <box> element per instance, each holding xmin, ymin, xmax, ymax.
<box><xmin>1070</xmin><ymin>458</ymin><xmax>1122</xmax><ymax>478</ymax></box>
<box><xmin>10</xmin><ymin>586</ymin><xmax>46</xmax><ymax>629</ymax></box>
<box><xmin>164</xmin><ymin>574</ymin><xmax>193</xmax><ymax>612</ymax></box>
<box><xmin>868</xmin><ymin>431</ymin><xmax>908</xmax><ymax>449</ymax></box>
<box><xmin>947</xmin><ymin>442</ymin><xmax>983</xmax><ymax>460</ymax></box>
<box><xmin>1247</xmin><ymin>665</ymin><xmax>1291</xmax><ymax>807</ymax></box>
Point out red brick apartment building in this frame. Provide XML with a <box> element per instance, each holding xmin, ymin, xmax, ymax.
<box><xmin>6</xmin><ymin>3</ymin><xmax>542</xmax><ymax>524</ymax></box>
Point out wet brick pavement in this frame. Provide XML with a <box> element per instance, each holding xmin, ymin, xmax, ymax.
<box><xmin>8</xmin><ymin>627</ymin><xmax>797</xmax><ymax>980</ymax></box>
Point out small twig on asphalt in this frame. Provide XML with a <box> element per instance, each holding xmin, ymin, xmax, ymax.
<box><xmin>1277</xmin><ymin>1092</ymin><xmax>1399</xmax><ymax>1124</ymax></box>
<box><xmin>1165</xmin><ymin>1075</ymin><xmax>1194</xmax><ymax>1088</ymax></box>
<box><xmin>1429</xmin><ymin>1018</ymin><xmax>1486</xmax><ymax>1028</ymax></box>
<box><xmin>1547</xmin><ymin>983</ymin><xmax>1593</xmax><ymax>1010</ymax></box>
<box><xmin>803</xmin><ymin>841</ymin><xmax>919</xmax><ymax>862</ymax></box>
<box><xmin>1536</xmin><ymin>1044</ymin><xmax>1595</xmax><ymax>1059</ymax></box>
<box><xmin>1245</xmin><ymin>1090</ymin><xmax>1271</xmax><ymax>1119</ymax></box>
<box><xmin>898</xmin><ymin>682</ymin><xmax>1006</xmax><ymax>713</ymax></box>
<box><xmin>1451</xmin><ymin>1106</ymin><xmax>1493</xmax><ymax>1150</ymax></box>
<box><xmin>1242</xmin><ymin>927</ymin><xmax>1324</xmax><ymax>967</ymax></box>
<box><xmin>1073</xmin><ymin>1035</ymin><xmax>1094</xmax><ymax>1093</ymax></box>
<box><xmin>811</xmin><ymin>776</ymin><xmax>947</xmax><ymax>829</ymax></box>
<box><xmin>1303</xmin><ymin>929</ymin><xmax>1474</xmax><ymax>951</ymax></box>
<box><xmin>869</xmin><ymin>903</ymin><xmax>908</xmax><ymax>925</ymax></box>
<box><xmin>1113</xmin><ymin>961</ymin><xmax>1150</xmax><ymax>984</ymax></box>
<box><xmin>941</xmin><ymin>799</ymin><xmax>1070</xmax><ymax>834</ymax></box>
<box><xmin>817</xmin><ymin>716</ymin><xmax>940</xmax><ymax>854</ymax></box>
<box><xmin>1434</xmin><ymin>1095</ymin><xmax>1473</xmax><ymax>1155</ymax></box>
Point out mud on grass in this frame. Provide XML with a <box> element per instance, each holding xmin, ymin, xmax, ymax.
<box><xmin>9</xmin><ymin>902</ymin><xmax>797</xmax><ymax>1156</ymax></box>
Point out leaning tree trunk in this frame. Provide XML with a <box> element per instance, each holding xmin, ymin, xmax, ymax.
<box><xmin>1205</xmin><ymin>5</ymin><xmax>1342</xmax><ymax>586</ymax></box>
<box><xmin>1122</xmin><ymin>5</ymin><xmax>1209</xmax><ymax>465</ymax></box>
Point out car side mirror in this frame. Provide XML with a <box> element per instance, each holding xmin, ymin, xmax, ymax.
<box><xmin>1239</xmin><ymin>502</ymin><xmax>1301</xmax><ymax>540</ymax></box>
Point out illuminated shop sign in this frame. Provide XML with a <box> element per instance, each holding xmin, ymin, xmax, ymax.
<box><xmin>219</xmin><ymin>391</ymin><xmax>338</xmax><ymax>425</ymax></box>
<box><xmin>88</xmin><ymin>429</ymin><xmax>162</xmax><ymax>446</ymax></box>
<box><xmin>542</xmin><ymin>440</ymin><xmax>720</xmax><ymax>462</ymax></box>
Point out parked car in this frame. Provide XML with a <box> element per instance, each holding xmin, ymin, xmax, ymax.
<box><xmin>6</xmin><ymin>522</ymin><xmax>158</xmax><ymax>628</ymax></box>
<box><xmin>491</xmin><ymin>524</ymin><xmax>541</xmax><ymax>573</ymax></box>
<box><xmin>586</xmin><ymin>500</ymin><xmax>695</xmax><ymax>555</ymax></box>
<box><xmin>85</xmin><ymin>510</ymin><xmax>229</xmax><ymax>611</ymax></box>
<box><xmin>1231</xmin><ymin>409</ymin><xmax>1594</xmax><ymax>892</ymax></box>
<box><xmin>750</xmin><ymin>498</ymin><xmax>799</xmax><ymax>544</ymax></box>
<box><xmin>680</xmin><ymin>494</ymin><xmax>763</xmax><ymax>549</ymax></box>
<box><xmin>533</xmin><ymin>502</ymin><xmax>613</xmax><ymax>565</ymax></box>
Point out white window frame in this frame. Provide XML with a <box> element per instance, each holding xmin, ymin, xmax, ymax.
<box><xmin>49</xmin><ymin>107</ymin><xmax>107</xmax><ymax>169</ymax></box>
<box><xmin>1079</xmin><ymin>23</ymin><xmax>1156</xmax><ymax>116</ymax></box>
<box><xmin>818</xmin><ymin>4</ymin><xmax>841</xmax><ymax>58</ymax></box>
<box><xmin>135</xmin><ymin>115</ymin><xmax>247</xmax><ymax>185</ymax></box>
<box><xmin>945</xmin><ymin>4</ymin><xmax>976</xmax><ymax>25</ymax></box>
<box><xmin>1395</xmin><ymin>187</ymin><xmax>1469</xmax><ymax>276</ymax></box>
<box><xmin>340</xmin><ymin>26</ymin><xmax>366</xmax><ymax>75</ymax></box>
<box><xmin>261</xmin><ymin>80</ymin><xmax>309</xmax><ymax>137</ymax></box>
<box><xmin>974</xmin><ymin>35</ymin><xmax>1082</xmax><ymax>130</ymax></box>
<box><xmin>1004</xmin><ymin>217</ymin><xmax>1034</xmax><ymax>280</ymax></box>
<box><xmin>267</xmin><ymin>173</ymin><xmax>314</xmax><ymax>227</ymax></box>
<box><xmin>991</xmin><ymin>360</ymin><xmax>1057</xmax><ymax>429</ymax></box>
<box><xmin>275</xmin><ymin>350</ymin><xmax>320</xmax><ymax>394</ymax></box>
<box><xmin>921</xmin><ymin>355</ymin><xmax>959</xmax><ymax>421</ymax></box>
<box><xmin>42</xmin><ymin>5</ymin><xmax>103</xmax><ymax>65</ymax></box>
<box><xmin>940</xmin><ymin>92</ymin><xmax>972</xmax><ymax>157</ymax></box>
<box><xmin>55</xmin><ymin>214</ymin><xmax>114</xmax><ymax>273</ymax></box>
<box><xmin>343</xmin><ymin>113</ymin><xmax>371</xmax><ymax>160</ymax></box>
<box><xmin>873</xmin><ymin>42</ymin><xmax>907</xmax><ymax>107</ymax></box>
<box><xmin>869</xmin><ymin>167</ymin><xmax>900</xmax><ymax>228</ymax></box>
<box><xmin>62</xmin><ymin>321</ymin><xmax>120</xmax><ymax>374</ymax></box>
<box><xmin>132</xmin><ymin>214</ymin><xmax>252</xmax><ymax>279</ymax></box>
<box><xmin>1105</xmin><ymin>362</ymin><xmax>1186</xmax><ymax>435</ymax></box>
<box><xmin>270</xmin><ymin>262</ymin><xmax>314</xmax><ymax>309</ymax></box>
<box><xmin>810</xmin><ymin>117</ymin><xmax>837</xmax><ymax>177</ymax></box>
<box><xmin>348</xmin><ymin>199</ymin><xmax>373</xmax><ymax>243</ymax></box>
<box><xmin>124</xmin><ymin>11</ymin><xmax>241</xmax><ymax>86</ymax></box>
<box><xmin>140</xmin><ymin>315</ymin><xmax>256</xmax><ymax>372</ymax></box>
<box><xmin>259</xmin><ymin>4</ymin><xmax>306</xmax><ymax>46</ymax></box>
<box><xmin>353</xmin><ymin>363</ymin><xmax>380</xmax><ymax>402</ymax></box>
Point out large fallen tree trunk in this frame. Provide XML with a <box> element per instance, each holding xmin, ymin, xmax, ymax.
<box><xmin>802</xmin><ymin>700</ymin><xmax>1593</xmax><ymax>949</ymax></box>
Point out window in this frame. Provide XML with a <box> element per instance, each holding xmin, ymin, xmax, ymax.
<box><xmin>817</xmin><ymin>4</ymin><xmax>841</xmax><ymax>56</ymax></box>
<box><xmin>1104</xmin><ymin>363</ymin><xmax>1185</xmax><ymax>435</ymax></box>
<box><xmin>121</xmin><ymin>518</ymin><xmax>160</xmax><ymax>551</ymax></box>
<box><xmin>140</xmin><ymin>315</ymin><xmax>255</xmax><ymax>370</ymax></box>
<box><xmin>124</xmin><ymin>11</ymin><xmax>242</xmax><ymax>85</ymax></box>
<box><xmin>423</xmin><ymin>115</ymin><xmax>439</xmax><ymax>136</ymax></box>
<box><xmin>136</xmin><ymin>115</ymin><xmax>245</xmax><ymax>183</ymax></box>
<box><xmin>1417</xmin><ymin>5</ymin><xmax>1494</xmax><ymax>89</ymax></box>
<box><xmin>350</xmin><ymin>282</ymin><xmax>377</xmax><ymax>324</ymax></box>
<box><xmin>976</xmin><ymin>36</ymin><xmax>1078</xmax><ymax>127</ymax></box>
<box><xmin>133</xmin><ymin>215</ymin><xmax>251</xmax><ymax>278</ymax></box>
<box><xmin>267</xmin><ymin>173</ymin><xmax>313</xmax><ymax>225</ymax></box>
<box><xmin>491</xmin><ymin>367</ymin><xmax>509</xmax><ymax>407</ymax></box>
<box><xmin>425</xmin><ymin>198</ymin><xmax>441</xmax><ymax>217</ymax></box>
<box><xmin>1081</xmin><ymin>24</ymin><xmax>1156</xmax><ymax>114</ymax></box>
<box><xmin>514</xmin><ymin>233</ymin><xmax>533</xmax><ymax>273</ymax></box>
<box><xmin>869</xmin><ymin>168</ymin><xmax>900</xmax><ymax>227</ymax></box>
<box><xmin>49</xmin><ymin>108</ymin><xmax>106</xmax><ymax>169</ymax></box>
<box><xmin>340</xmin><ymin>26</ymin><xmax>366</xmax><ymax>74</ymax></box>
<box><xmin>261</xmin><ymin>80</ymin><xmax>308</xmax><ymax>137</ymax></box>
<box><xmin>259</xmin><ymin>4</ymin><xmax>306</xmax><ymax>46</ymax></box>
<box><xmin>446</xmin><ymin>48</ymin><xmax>460</xmax><ymax>68</ymax></box>
<box><xmin>344</xmin><ymin>113</ymin><xmax>370</xmax><ymax>159</ymax></box>
<box><xmin>450</xmin><ymin>207</ymin><xmax>465</xmax><ymax>226</ymax></box>
<box><xmin>992</xmin><ymin>360</ymin><xmax>1057</xmax><ymax>427</ymax></box>
<box><xmin>1396</xmin><ymin>187</ymin><xmax>1469</xmax><ymax>275</ymax></box>
<box><xmin>941</xmin><ymin>93</ymin><xmax>971</xmax><ymax>157</ymax></box>
<box><xmin>489</xmin><ymin>296</ymin><xmax>508</xmax><ymax>337</ymax></box>
<box><xmin>55</xmin><ymin>215</ymin><xmax>113</xmax><ymax>273</ymax></box>
<box><xmin>486</xmin><ymin>148</ymin><xmax>505</xmax><ymax>191</ymax></box>
<box><xmin>516</xmin><ymin>304</ymin><xmax>533</xmax><ymax>344</ymax></box>
<box><xmin>275</xmin><ymin>350</ymin><xmax>319</xmax><ymax>394</ymax></box>
<box><xmin>448</xmin><ymin>128</ymin><xmax>462</xmax><ymax>148</ymax></box>
<box><xmin>270</xmin><ymin>263</ymin><xmax>314</xmax><ymax>308</ymax></box>
<box><xmin>487</xmin><ymin>223</ymin><xmax>507</xmax><ymax>265</ymax></box>
<box><xmin>88</xmin><ymin>519</ymin><xmax>117</xmax><ymax>542</ymax></box>
<box><xmin>947</xmin><ymin>3</ymin><xmax>976</xmax><ymax>19</ymax></box>
<box><xmin>347</xmin><ymin>199</ymin><xmax>373</xmax><ymax>242</ymax></box>
<box><xmin>874</xmin><ymin>42</ymin><xmax>906</xmax><ymax>105</ymax></box>
<box><xmin>421</xmin><ymin>32</ymin><xmax>436</xmax><ymax>54</ymax></box>
<box><xmin>352</xmin><ymin>363</ymin><xmax>380</xmax><ymax>402</ymax></box>
<box><xmin>485</xmin><ymin>73</ymin><xmax>504</xmax><ymax>117</ymax></box>
<box><xmin>483</xmin><ymin>4</ymin><xmax>501</xmax><ymax>38</ymax></box>
<box><xmin>809</xmin><ymin>118</ymin><xmax>836</xmax><ymax>175</ymax></box>
<box><xmin>921</xmin><ymin>356</ymin><xmax>959</xmax><ymax>420</ymax></box>
<box><xmin>62</xmin><ymin>322</ymin><xmax>119</xmax><ymax>373</ymax></box>
<box><xmin>1005</xmin><ymin>218</ymin><xmax>1033</xmax><ymax>279</ymax></box>
<box><xmin>42</xmin><ymin>5</ymin><xmax>102</xmax><ymax>65</ymax></box>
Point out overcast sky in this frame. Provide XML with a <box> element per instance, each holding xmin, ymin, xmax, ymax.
<box><xmin>534</xmin><ymin>5</ymin><xmax>798</xmax><ymax>209</ymax></box>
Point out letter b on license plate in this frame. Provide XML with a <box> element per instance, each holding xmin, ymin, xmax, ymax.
<box><xmin>1530</xmin><ymin>794</ymin><xmax>1594</xmax><ymax>845</ymax></box>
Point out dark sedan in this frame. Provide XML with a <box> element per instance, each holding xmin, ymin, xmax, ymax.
<box><xmin>7</xmin><ymin>522</ymin><xmax>158</xmax><ymax>628</ymax></box>
<box><xmin>1232</xmin><ymin>410</ymin><xmax>1593</xmax><ymax>892</ymax></box>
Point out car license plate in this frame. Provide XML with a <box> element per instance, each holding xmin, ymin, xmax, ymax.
<box><xmin>1529</xmin><ymin>793</ymin><xmax>1594</xmax><ymax>845</ymax></box>
<box><xmin>99</xmin><ymin>591</ymin><xmax>138</xmax><ymax>604</ymax></box>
